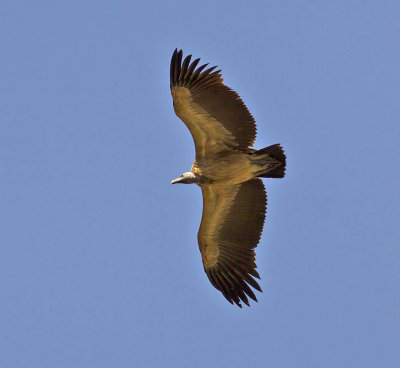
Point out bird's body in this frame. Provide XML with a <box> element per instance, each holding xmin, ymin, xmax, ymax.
<box><xmin>170</xmin><ymin>49</ymin><xmax>286</xmax><ymax>307</ymax></box>
<box><xmin>184</xmin><ymin>150</ymin><xmax>281</xmax><ymax>187</ymax></box>
<box><xmin>190</xmin><ymin>150</ymin><xmax>276</xmax><ymax>185</ymax></box>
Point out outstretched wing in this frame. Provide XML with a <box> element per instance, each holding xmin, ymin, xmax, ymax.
<box><xmin>198</xmin><ymin>179</ymin><xmax>267</xmax><ymax>307</ymax></box>
<box><xmin>170</xmin><ymin>49</ymin><xmax>257</xmax><ymax>158</ymax></box>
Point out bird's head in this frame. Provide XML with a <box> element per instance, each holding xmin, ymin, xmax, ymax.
<box><xmin>171</xmin><ymin>172</ymin><xmax>198</xmax><ymax>184</ymax></box>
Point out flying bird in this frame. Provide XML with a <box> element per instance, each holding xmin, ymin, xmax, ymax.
<box><xmin>170</xmin><ymin>49</ymin><xmax>286</xmax><ymax>307</ymax></box>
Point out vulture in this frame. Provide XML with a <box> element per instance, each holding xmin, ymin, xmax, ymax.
<box><xmin>170</xmin><ymin>49</ymin><xmax>286</xmax><ymax>308</ymax></box>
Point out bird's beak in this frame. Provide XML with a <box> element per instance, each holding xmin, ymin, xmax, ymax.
<box><xmin>171</xmin><ymin>177</ymin><xmax>180</xmax><ymax>184</ymax></box>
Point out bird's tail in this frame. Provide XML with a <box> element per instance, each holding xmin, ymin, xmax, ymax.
<box><xmin>256</xmin><ymin>144</ymin><xmax>286</xmax><ymax>178</ymax></box>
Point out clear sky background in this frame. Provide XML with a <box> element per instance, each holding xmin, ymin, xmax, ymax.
<box><xmin>1</xmin><ymin>1</ymin><xmax>399</xmax><ymax>367</ymax></box>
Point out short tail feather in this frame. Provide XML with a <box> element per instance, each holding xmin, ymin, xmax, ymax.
<box><xmin>257</xmin><ymin>144</ymin><xmax>286</xmax><ymax>178</ymax></box>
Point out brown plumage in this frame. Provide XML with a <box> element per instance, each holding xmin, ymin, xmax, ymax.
<box><xmin>170</xmin><ymin>49</ymin><xmax>286</xmax><ymax>307</ymax></box>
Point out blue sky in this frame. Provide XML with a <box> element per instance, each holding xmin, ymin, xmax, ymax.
<box><xmin>1</xmin><ymin>1</ymin><xmax>399</xmax><ymax>367</ymax></box>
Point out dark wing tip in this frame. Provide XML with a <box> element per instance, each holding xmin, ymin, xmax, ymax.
<box><xmin>205</xmin><ymin>262</ymin><xmax>262</xmax><ymax>308</ymax></box>
<box><xmin>170</xmin><ymin>49</ymin><xmax>222</xmax><ymax>89</ymax></box>
<box><xmin>170</xmin><ymin>49</ymin><xmax>183</xmax><ymax>85</ymax></box>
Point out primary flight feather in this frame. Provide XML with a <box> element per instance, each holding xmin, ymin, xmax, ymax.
<box><xmin>170</xmin><ymin>49</ymin><xmax>286</xmax><ymax>307</ymax></box>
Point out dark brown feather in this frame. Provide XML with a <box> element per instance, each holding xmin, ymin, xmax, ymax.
<box><xmin>179</xmin><ymin>55</ymin><xmax>192</xmax><ymax>82</ymax></box>
<box><xmin>257</xmin><ymin>144</ymin><xmax>287</xmax><ymax>178</ymax></box>
<box><xmin>184</xmin><ymin>58</ymin><xmax>200</xmax><ymax>81</ymax></box>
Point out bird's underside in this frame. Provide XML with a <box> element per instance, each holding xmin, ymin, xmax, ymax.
<box><xmin>170</xmin><ymin>49</ymin><xmax>286</xmax><ymax>307</ymax></box>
